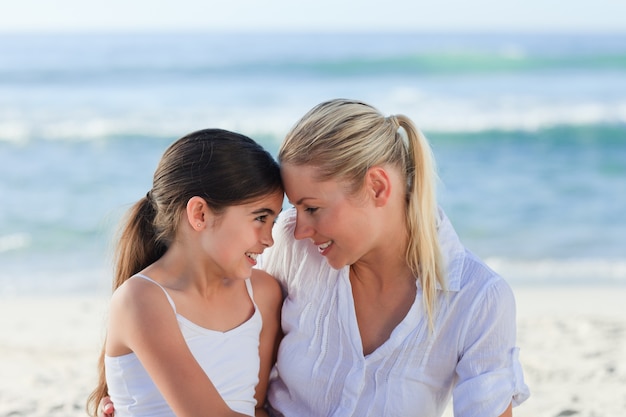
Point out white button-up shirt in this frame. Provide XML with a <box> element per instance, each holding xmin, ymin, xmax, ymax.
<box><xmin>259</xmin><ymin>208</ymin><xmax>529</xmax><ymax>417</ymax></box>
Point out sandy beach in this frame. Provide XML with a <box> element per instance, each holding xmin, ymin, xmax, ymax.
<box><xmin>3</xmin><ymin>29</ymin><xmax>625</xmax><ymax>417</ymax></box>
<box><xmin>1</xmin><ymin>285</ymin><xmax>625</xmax><ymax>417</ymax></box>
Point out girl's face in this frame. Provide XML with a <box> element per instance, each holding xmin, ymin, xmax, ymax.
<box><xmin>201</xmin><ymin>190</ymin><xmax>284</xmax><ymax>280</ymax></box>
<box><xmin>281</xmin><ymin>163</ymin><xmax>377</xmax><ymax>269</ymax></box>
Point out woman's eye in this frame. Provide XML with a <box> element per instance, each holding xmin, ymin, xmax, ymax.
<box><xmin>304</xmin><ymin>207</ymin><xmax>318</xmax><ymax>214</ymax></box>
<box><xmin>255</xmin><ymin>215</ymin><xmax>268</xmax><ymax>223</ymax></box>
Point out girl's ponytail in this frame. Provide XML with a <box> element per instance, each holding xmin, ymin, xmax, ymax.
<box><xmin>86</xmin><ymin>194</ymin><xmax>163</xmax><ymax>416</ymax></box>
<box><xmin>112</xmin><ymin>194</ymin><xmax>165</xmax><ymax>291</ymax></box>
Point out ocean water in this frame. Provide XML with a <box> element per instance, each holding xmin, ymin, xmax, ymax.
<box><xmin>1</xmin><ymin>32</ymin><xmax>625</xmax><ymax>295</ymax></box>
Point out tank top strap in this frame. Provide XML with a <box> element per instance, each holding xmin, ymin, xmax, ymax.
<box><xmin>244</xmin><ymin>278</ymin><xmax>256</xmax><ymax>306</ymax></box>
<box><xmin>132</xmin><ymin>273</ymin><xmax>177</xmax><ymax>314</ymax></box>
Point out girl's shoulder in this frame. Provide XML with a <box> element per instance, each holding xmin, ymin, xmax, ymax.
<box><xmin>110</xmin><ymin>274</ymin><xmax>176</xmax><ymax>319</ymax></box>
<box><xmin>250</xmin><ymin>269</ymin><xmax>283</xmax><ymax>317</ymax></box>
<box><xmin>250</xmin><ymin>269</ymin><xmax>283</xmax><ymax>307</ymax></box>
<box><xmin>106</xmin><ymin>274</ymin><xmax>179</xmax><ymax>357</ymax></box>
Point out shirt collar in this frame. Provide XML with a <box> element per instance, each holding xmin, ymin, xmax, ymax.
<box><xmin>436</xmin><ymin>208</ymin><xmax>464</xmax><ymax>292</ymax></box>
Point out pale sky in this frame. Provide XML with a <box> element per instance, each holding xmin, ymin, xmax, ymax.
<box><xmin>2</xmin><ymin>0</ymin><xmax>626</xmax><ymax>32</ymax></box>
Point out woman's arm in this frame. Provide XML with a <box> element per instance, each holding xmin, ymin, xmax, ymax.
<box><xmin>107</xmin><ymin>278</ymin><xmax>248</xmax><ymax>417</ymax></box>
<box><xmin>250</xmin><ymin>269</ymin><xmax>283</xmax><ymax>416</ymax></box>
<box><xmin>453</xmin><ymin>277</ymin><xmax>528</xmax><ymax>416</ymax></box>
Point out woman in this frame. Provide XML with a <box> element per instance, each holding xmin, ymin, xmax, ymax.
<box><xmin>260</xmin><ymin>99</ymin><xmax>529</xmax><ymax>416</ymax></box>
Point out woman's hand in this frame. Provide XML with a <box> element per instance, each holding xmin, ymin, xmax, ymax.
<box><xmin>98</xmin><ymin>396</ymin><xmax>115</xmax><ymax>417</ymax></box>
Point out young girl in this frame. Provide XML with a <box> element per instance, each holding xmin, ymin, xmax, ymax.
<box><xmin>87</xmin><ymin>128</ymin><xmax>284</xmax><ymax>417</ymax></box>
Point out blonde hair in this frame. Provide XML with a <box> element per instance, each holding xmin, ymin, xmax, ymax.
<box><xmin>279</xmin><ymin>99</ymin><xmax>445</xmax><ymax>327</ymax></box>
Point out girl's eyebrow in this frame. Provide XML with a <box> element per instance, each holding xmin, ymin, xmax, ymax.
<box><xmin>251</xmin><ymin>207</ymin><xmax>280</xmax><ymax>216</ymax></box>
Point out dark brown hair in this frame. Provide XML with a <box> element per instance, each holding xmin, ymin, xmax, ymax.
<box><xmin>87</xmin><ymin>128</ymin><xmax>282</xmax><ymax>416</ymax></box>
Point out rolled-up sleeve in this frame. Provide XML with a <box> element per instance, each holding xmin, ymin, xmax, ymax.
<box><xmin>453</xmin><ymin>278</ymin><xmax>530</xmax><ymax>417</ymax></box>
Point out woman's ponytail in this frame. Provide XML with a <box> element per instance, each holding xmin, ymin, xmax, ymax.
<box><xmin>398</xmin><ymin>114</ymin><xmax>445</xmax><ymax>330</ymax></box>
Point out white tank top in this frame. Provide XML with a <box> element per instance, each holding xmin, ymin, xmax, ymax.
<box><xmin>105</xmin><ymin>274</ymin><xmax>262</xmax><ymax>416</ymax></box>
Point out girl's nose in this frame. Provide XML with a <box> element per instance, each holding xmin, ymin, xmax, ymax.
<box><xmin>261</xmin><ymin>226</ymin><xmax>275</xmax><ymax>247</ymax></box>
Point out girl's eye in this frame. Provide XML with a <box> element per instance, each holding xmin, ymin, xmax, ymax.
<box><xmin>304</xmin><ymin>207</ymin><xmax>318</xmax><ymax>214</ymax></box>
<box><xmin>255</xmin><ymin>215</ymin><xmax>268</xmax><ymax>223</ymax></box>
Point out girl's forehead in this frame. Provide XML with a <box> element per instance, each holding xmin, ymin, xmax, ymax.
<box><xmin>248</xmin><ymin>190</ymin><xmax>285</xmax><ymax>206</ymax></box>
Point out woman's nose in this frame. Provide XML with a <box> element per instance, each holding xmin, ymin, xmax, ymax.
<box><xmin>293</xmin><ymin>217</ymin><xmax>313</xmax><ymax>241</ymax></box>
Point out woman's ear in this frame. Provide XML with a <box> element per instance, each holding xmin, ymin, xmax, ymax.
<box><xmin>186</xmin><ymin>196</ymin><xmax>209</xmax><ymax>230</ymax></box>
<box><xmin>366</xmin><ymin>166</ymin><xmax>392</xmax><ymax>207</ymax></box>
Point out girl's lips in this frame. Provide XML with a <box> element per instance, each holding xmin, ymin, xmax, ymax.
<box><xmin>245</xmin><ymin>252</ymin><xmax>259</xmax><ymax>265</ymax></box>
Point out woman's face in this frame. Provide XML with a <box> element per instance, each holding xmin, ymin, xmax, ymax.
<box><xmin>281</xmin><ymin>163</ymin><xmax>376</xmax><ymax>269</ymax></box>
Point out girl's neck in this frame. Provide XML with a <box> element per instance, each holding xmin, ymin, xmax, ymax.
<box><xmin>146</xmin><ymin>244</ymin><xmax>228</xmax><ymax>294</ymax></box>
